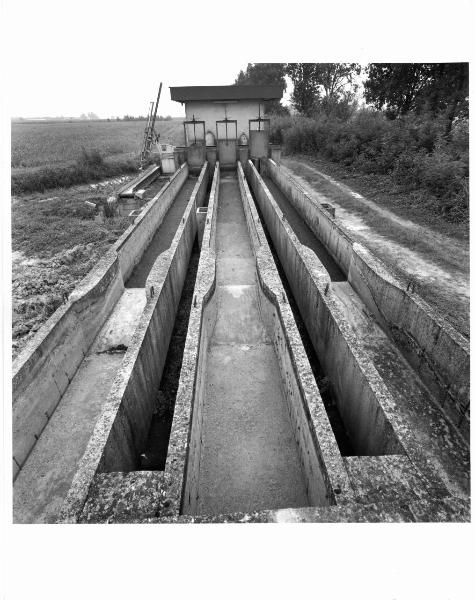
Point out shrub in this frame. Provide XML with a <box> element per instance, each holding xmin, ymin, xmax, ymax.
<box><xmin>277</xmin><ymin>108</ymin><xmax>469</xmax><ymax>223</ymax></box>
<box><xmin>77</xmin><ymin>147</ymin><xmax>104</xmax><ymax>168</ymax></box>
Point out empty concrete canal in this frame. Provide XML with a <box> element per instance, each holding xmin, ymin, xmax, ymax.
<box><xmin>12</xmin><ymin>84</ymin><xmax>470</xmax><ymax>524</ymax></box>
<box><xmin>190</xmin><ymin>173</ymin><xmax>309</xmax><ymax>515</ymax></box>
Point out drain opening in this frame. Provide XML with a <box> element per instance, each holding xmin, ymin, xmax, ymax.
<box><xmin>140</xmin><ymin>238</ymin><xmax>201</xmax><ymax>470</ymax></box>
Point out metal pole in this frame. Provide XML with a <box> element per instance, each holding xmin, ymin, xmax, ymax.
<box><xmin>150</xmin><ymin>82</ymin><xmax>163</xmax><ymax>134</ymax></box>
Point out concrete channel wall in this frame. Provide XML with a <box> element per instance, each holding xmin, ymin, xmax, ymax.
<box><xmin>172</xmin><ymin>163</ymin><xmax>220</xmax><ymax>515</ymax></box>
<box><xmin>59</xmin><ymin>163</ymin><xmax>209</xmax><ymax>522</ymax></box>
<box><xmin>263</xmin><ymin>158</ymin><xmax>470</xmax><ymax>437</ymax></box>
<box><xmin>246</xmin><ymin>160</ymin><xmax>404</xmax><ymax>457</ymax></box>
<box><xmin>237</xmin><ymin>162</ymin><xmax>352</xmax><ymax>507</ymax></box>
<box><xmin>170</xmin><ymin>161</ymin><xmax>352</xmax><ymax>515</ymax></box>
<box><xmin>12</xmin><ymin>163</ymin><xmax>189</xmax><ymax>481</ymax></box>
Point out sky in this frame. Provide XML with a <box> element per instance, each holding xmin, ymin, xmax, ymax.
<box><xmin>5</xmin><ymin>0</ymin><xmax>297</xmax><ymax>119</ymax></box>
<box><xmin>2</xmin><ymin>1</ymin><xmax>474</xmax><ymax>599</ymax></box>
<box><xmin>5</xmin><ymin>0</ymin><xmax>472</xmax><ymax>120</ymax></box>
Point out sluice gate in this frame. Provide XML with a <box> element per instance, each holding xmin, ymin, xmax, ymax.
<box><xmin>12</xmin><ymin>84</ymin><xmax>469</xmax><ymax>524</ymax></box>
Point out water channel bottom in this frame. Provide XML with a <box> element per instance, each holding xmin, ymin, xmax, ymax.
<box><xmin>195</xmin><ymin>173</ymin><xmax>309</xmax><ymax>516</ymax></box>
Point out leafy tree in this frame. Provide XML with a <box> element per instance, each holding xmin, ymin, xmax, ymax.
<box><xmin>285</xmin><ymin>63</ymin><xmax>321</xmax><ymax>116</ymax></box>
<box><xmin>235</xmin><ymin>62</ymin><xmax>286</xmax><ymax>87</ymax></box>
<box><xmin>364</xmin><ymin>63</ymin><xmax>468</xmax><ymax>131</ymax></box>
<box><xmin>235</xmin><ymin>63</ymin><xmax>288</xmax><ymax>114</ymax></box>
<box><xmin>315</xmin><ymin>63</ymin><xmax>361</xmax><ymax>98</ymax></box>
<box><xmin>285</xmin><ymin>63</ymin><xmax>361</xmax><ymax>117</ymax></box>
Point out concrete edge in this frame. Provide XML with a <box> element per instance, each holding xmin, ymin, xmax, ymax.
<box><xmin>117</xmin><ymin>164</ymin><xmax>160</xmax><ymax>197</ymax></box>
<box><xmin>246</xmin><ymin>160</ymin><xmax>450</xmax><ymax>494</ymax></box>
<box><xmin>144</xmin><ymin>163</ymin><xmax>209</xmax><ymax>297</ymax></box>
<box><xmin>237</xmin><ymin>161</ymin><xmax>354</xmax><ymax>506</ymax></box>
<box><xmin>264</xmin><ymin>158</ymin><xmax>469</xmax><ymax>427</ymax></box>
<box><xmin>266</xmin><ymin>157</ymin><xmax>469</xmax><ymax>354</ymax></box>
<box><xmin>115</xmin><ymin>493</ymin><xmax>471</xmax><ymax>523</ymax></box>
<box><xmin>57</xmin><ymin>167</ymin><xmax>208</xmax><ymax>523</ymax></box>
<box><xmin>164</xmin><ymin>162</ymin><xmax>220</xmax><ymax>515</ymax></box>
<box><xmin>115</xmin><ymin>163</ymin><xmax>188</xmax><ymax>255</ymax></box>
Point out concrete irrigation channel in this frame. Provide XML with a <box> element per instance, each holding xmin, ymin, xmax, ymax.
<box><xmin>12</xmin><ymin>157</ymin><xmax>470</xmax><ymax>524</ymax></box>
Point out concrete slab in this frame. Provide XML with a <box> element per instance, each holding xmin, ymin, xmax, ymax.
<box><xmin>197</xmin><ymin>343</ymin><xmax>309</xmax><ymax>515</ymax></box>
<box><xmin>212</xmin><ymin>285</ymin><xmax>268</xmax><ymax>345</ymax></box>
<box><xmin>216</xmin><ymin>257</ymin><xmax>256</xmax><ymax>285</ymax></box>
<box><xmin>332</xmin><ymin>280</ymin><xmax>470</xmax><ymax>498</ymax></box>
<box><xmin>91</xmin><ymin>288</ymin><xmax>146</xmax><ymax>352</ymax></box>
<box><xmin>13</xmin><ymin>352</ymin><xmax>124</xmax><ymax>523</ymax></box>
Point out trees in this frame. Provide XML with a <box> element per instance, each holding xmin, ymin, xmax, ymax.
<box><xmin>364</xmin><ymin>64</ymin><xmax>429</xmax><ymax>116</ymax></box>
<box><xmin>314</xmin><ymin>63</ymin><xmax>361</xmax><ymax>99</ymax></box>
<box><xmin>364</xmin><ymin>63</ymin><xmax>469</xmax><ymax>131</ymax></box>
<box><xmin>234</xmin><ymin>63</ymin><xmax>288</xmax><ymax>114</ymax></box>
<box><xmin>285</xmin><ymin>63</ymin><xmax>321</xmax><ymax>116</ymax></box>
<box><xmin>285</xmin><ymin>63</ymin><xmax>361</xmax><ymax>118</ymax></box>
<box><xmin>235</xmin><ymin>62</ymin><xmax>287</xmax><ymax>88</ymax></box>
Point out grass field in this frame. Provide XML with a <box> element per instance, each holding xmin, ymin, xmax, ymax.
<box><xmin>11</xmin><ymin>119</ymin><xmax>185</xmax><ymax>168</ymax></box>
<box><xmin>11</xmin><ymin>119</ymin><xmax>185</xmax><ymax>194</ymax></box>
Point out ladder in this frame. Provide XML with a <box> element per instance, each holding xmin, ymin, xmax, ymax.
<box><xmin>139</xmin><ymin>82</ymin><xmax>163</xmax><ymax>169</ymax></box>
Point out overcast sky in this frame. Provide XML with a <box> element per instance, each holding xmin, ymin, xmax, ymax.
<box><xmin>6</xmin><ymin>0</ymin><xmax>296</xmax><ymax>119</ymax></box>
<box><xmin>6</xmin><ymin>0</ymin><xmax>471</xmax><ymax>120</ymax></box>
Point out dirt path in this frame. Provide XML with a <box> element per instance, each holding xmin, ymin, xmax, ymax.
<box><xmin>281</xmin><ymin>158</ymin><xmax>470</xmax><ymax>338</ymax></box>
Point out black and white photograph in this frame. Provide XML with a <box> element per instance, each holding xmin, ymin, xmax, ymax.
<box><xmin>1</xmin><ymin>1</ymin><xmax>472</xmax><ymax>599</ymax></box>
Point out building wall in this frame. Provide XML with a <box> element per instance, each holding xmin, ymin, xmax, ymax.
<box><xmin>184</xmin><ymin>100</ymin><xmax>264</xmax><ymax>143</ymax></box>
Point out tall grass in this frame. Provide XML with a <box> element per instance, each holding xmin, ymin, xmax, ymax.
<box><xmin>270</xmin><ymin>110</ymin><xmax>469</xmax><ymax>222</ymax></box>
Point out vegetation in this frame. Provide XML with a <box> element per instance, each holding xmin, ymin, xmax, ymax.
<box><xmin>364</xmin><ymin>63</ymin><xmax>469</xmax><ymax>129</ymax></box>
<box><xmin>12</xmin><ymin>187</ymin><xmax>132</xmax><ymax>357</ymax></box>
<box><xmin>285</xmin><ymin>63</ymin><xmax>361</xmax><ymax>117</ymax></box>
<box><xmin>235</xmin><ymin>62</ymin><xmax>468</xmax><ymax>224</ymax></box>
<box><xmin>11</xmin><ymin>118</ymin><xmax>185</xmax><ymax>194</ymax></box>
<box><xmin>270</xmin><ymin>110</ymin><xmax>468</xmax><ymax>223</ymax></box>
<box><xmin>235</xmin><ymin>63</ymin><xmax>288</xmax><ymax>115</ymax></box>
<box><xmin>12</xmin><ymin>152</ymin><xmax>138</xmax><ymax>195</ymax></box>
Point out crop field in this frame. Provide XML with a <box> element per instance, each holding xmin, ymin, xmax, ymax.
<box><xmin>11</xmin><ymin>118</ymin><xmax>185</xmax><ymax>169</ymax></box>
<box><xmin>11</xmin><ymin>118</ymin><xmax>185</xmax><ymax>195</ymax></box>
<box><xmin>11</xmin><ymin>118</ymin><xmax>185</xmax><ymax>355</ymax></box>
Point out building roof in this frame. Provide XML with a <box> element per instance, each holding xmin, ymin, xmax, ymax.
<box><xmin>170</xmin><ymin>85</ymin><xmax>284</xmax><ymax>103</ymax></box>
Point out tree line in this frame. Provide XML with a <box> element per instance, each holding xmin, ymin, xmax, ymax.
<box><xmin>235</xmin><ymin>63</ymin><xmax>469</xmax><ymax>223</ymax></box>
<box><xmin>235</xmin><ymin>62</ymin><xmax>468</xmax><ymax>132</ymax></box>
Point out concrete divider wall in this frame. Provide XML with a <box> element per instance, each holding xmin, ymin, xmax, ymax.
<box><xmin>58</xmin><ymin>165</ymin><xmax>209</xmax><ymax>522</ymax></box>
<box><xmin>263</xmin><ymin>158</ymin><xmax>469</xmax><ymax>436</ymax></box>
<box><xmin>238</xmin><ymin>162</ymin><xmax>352</xmax><ymax>506</ymax></box>
<box><xmin>11</xmin><ymin>164</ymin><xmax>190</xmax><ymax>481</ymax></box>
<box><xmin>117</xmin><ymin>162</ymin><xmax>189</xmax><ymax>282</ymax></box>
<box><xmin>175</xmin><ymin>164</ymin><xmax>220</xmax><ymax>515</ymax></box>
<box><xmin>247</xmin><ymin>160</ymin><xmax>404</xmax><ymax>457</ymax></box>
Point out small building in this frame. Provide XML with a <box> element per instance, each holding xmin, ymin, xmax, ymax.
<box><xmin>170</xmin><ymin>84</ymin><xmax>284</xmax><ymax>169</ymax></box>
